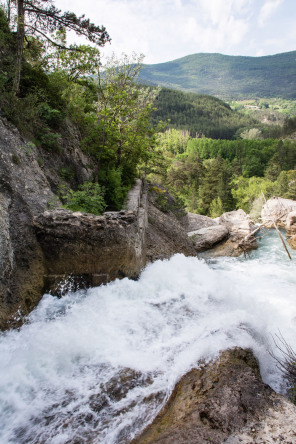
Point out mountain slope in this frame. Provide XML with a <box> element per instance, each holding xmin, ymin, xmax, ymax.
<box><xmin>151</xmin><ymin>88</ymin><xmax>257</xmax><ymax>139</ymax></box>
<box><xmin>139</xmin><ymin>51</ymin><xmax>296</xmax><ymax>99</ymax></box>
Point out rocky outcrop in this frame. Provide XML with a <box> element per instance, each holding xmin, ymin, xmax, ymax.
<box><xmin>146</xmin><ymin>186</ymin><xmax>196</xmax><ymax>261</ymax></box>
<box><xmin>188</xmin><ymin>225</ymin><xmax>229</xmax><ymax>251</ymax></box>
<box><xmin>0</xmin><ymin>116</ymin><xmax>149</xmax><ymax>328</ymax></box>
<box><xmin>132</xmin><ymin>348</ymin><xmax>296</xmax><ymax>444</ymax></box>
<box><xmin>185</xmin><ymin>212</ymin><xmax>217</xmax><ymax>231</ymax></box>
<box><xmin>217</xmin><ymin>209</ymin><xmax>254</xmax><ymax>237</ymax></box>
<box><xmin>0</xmin><ymin>115</ymin><xmax>198</xmax><ymax>328</ymax></box>
<box><xmin>34</xmin><ymin>180</ymin><xmax>148</xmax><ymax>290</ymax></box>
<box><xmin>0</xmin><ymin>118</ymin><xmax>56</xmax><ymax>328</ymax></box>
<box><xmin>261</xmin><ymin>196</ymin><xmax>296</xmax><ymax>227</ymax></box>
<box><xmin>186</xmin><ymin>209</ymin><xmax>256</xmax><ymax>257</ymax></box>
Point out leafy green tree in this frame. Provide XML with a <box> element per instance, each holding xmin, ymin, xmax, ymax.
<box><xmin>231</xmin><ymin>176</ymin><xmax>274</xmax><ymax>213</ymax></box>
<box><xmin>61</xmin><ymin>182</ymin><xmax>106</xmax><ymax>215</ymax></box>
<box><xmin>6</xmin><ymin>0</ymin><xmax>110</xmax><ymax>92</ymax></box>
<box><xmin>209</xmin><ymin>197</ymin><xmax>224</xmax><ymax>217</ymax></box>
<box><xmin>240</xmin><ymin>128</ymin><xmax>262</xmax><ymax>139</ymax></box>
<box><xmin>44</xmin><ymin>29</ymin><xmax>101</xmax><ymax>81</ymax></box>
<box><xmin>96</xmin><ymin>54</ymin><xmax>160</xmax><ymax>184</ymax></box>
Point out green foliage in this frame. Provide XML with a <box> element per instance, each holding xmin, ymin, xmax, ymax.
<box><xmin>58</xmin><ymin>167</ymin><xmax>74</xmax><ymax>182</ymax></box>
<box><xmin>152</xmin><ymin>88</ymin><xmax>256</xmax><ymax>139</ymax></box>
<box><xmin>231</xmin><ymin>176</ymin><xmax>274</xmax><ymax>213</ymax></box>
<box><xmin>240</xmin><ymin>128</ymin><xmax>262</xmax><ymax>139</ymax></box>
<box><xmin>61</xmin><ymin>182</ymin><xmax>106</xmax><ymax>215</ymax></box>
<box><xmin>209</xmin><ymin>197</ymin><xmax>224</xmax><ymax>218</ymax></box>
<box><xmin>11</xmin><ymin>153</ymin><xmax>21</xmax><ymax>165</ymax></box>
<box><xmin>37</xmin><ymin>131</ymin><xmax>61</xmax><ymax>152</ymax></box>
<box><xmin>46</xmin><ymin>36</ymin><xmax>101</xmax><ymax>81</ymax></box>
<box><xmin>0</xmin><ymin>7</ymin><xmax>15</xmax><ymax>90</ymax></box>
<box><xmin>97</xmin><ymin>168</ymin><xmax>129</xmax><ymax>211</ymax></box>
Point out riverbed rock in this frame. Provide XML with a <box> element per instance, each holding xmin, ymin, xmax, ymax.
<box><xmin>188</xmin><ymin>224</ymin><xmax>229</xmax><ymax>251</ymax></box>
<box><xmin>286</xmin><ymin>210</ymin><xmax>296</xmax><ymax>230</ymax></box>
<box><xmin>132</xmin><ymin>348</ymin><xmax>296</xmax><ymax>444</ymax></box>
<box><xmin>217</xmin><ymin>209</ymin><xmax>254</xmax><ymax>237</ymax></box>
<box><xmin>185</xmin><ymin>212</ymin><xmax>217</xmax><ymax>232</ymax></box>
<box><xmin>261</xmin><ymin>196</ymin><xmax>296</xmax><ymax>227</ymax></box>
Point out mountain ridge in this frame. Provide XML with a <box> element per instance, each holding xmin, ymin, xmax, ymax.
<box><xmin>139</xmin><ymin>51</ymin><xmax>296</xmax><ymax>99</ymax></box>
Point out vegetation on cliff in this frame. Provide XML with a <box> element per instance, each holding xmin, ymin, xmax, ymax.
<box><xmin>0</xmin><ymin>5</ymin><xmax>159</xmax><ymax>211</ymax></box>
<box><xmin>1</xmin><ymin>2</ymin><xmax>296</xmax><ymax>219</ymax></box>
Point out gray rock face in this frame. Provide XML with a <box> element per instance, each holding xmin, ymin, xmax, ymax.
<box><xmin>146</xmin><ymin>188</ymin><xmax>196</xmax><ymax>261</ymax></box>
<box><xmin>261</xmin><ymin>196</ymin><xmax>296</xmax><ymax>227</ymax></box>
<box><xmin>218</xmin><ymin>209</ymin><xmax>254</xmax><ymax>237</ymax></box>
<box><xmin>185</xmin><ymin>212</ymin><xmax>217</xmax><ymax>232</ymax></box>
<box><xmin>188</xmin><ymin>224</ymin><xmax>229</xmax><ymax>251</ymax></box>
<box><xmin>132</xmin><ymin>348</ymin><xmax>296</xmax><ymax>444</ymax></box>
<box><xmin>187</xmin><ymin>209</ymin><xmax>256</xmax><ymax>257</ymax></box>
<box><xmin>0</xmin><ymin>117</ymin><xmax>149</xmax><ymax>328</ymax></box>
<box><xmin>34</xmin><ymin>180</ymin><xmax>148</xmax><ymax>289</ymax></box>
<box><xmin>286</xmin><ymin>210</ymin><xmax>296</xmax><ymax>230</ymax></box>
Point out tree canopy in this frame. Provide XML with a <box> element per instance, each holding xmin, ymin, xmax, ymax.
<box><xmin>2</xmin><ymin>0</ymin><xmax>110</xmax><ymax>92</ymax></box>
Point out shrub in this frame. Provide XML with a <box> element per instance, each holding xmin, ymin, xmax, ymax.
<box><xmin>61</xmin><ymin>182</ymin><xmax>106</xmax><ymax>215</ymax></box>
<box><xmin>272</xmin><ymin>334</ymin><xmax>296</xmax><ymax>404</ymax></box>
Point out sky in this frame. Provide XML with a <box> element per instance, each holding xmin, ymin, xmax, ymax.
<box><xmin>54</xmin><ymin>0</ymin><xmax>296</xmax><ymax>64</ymax></box>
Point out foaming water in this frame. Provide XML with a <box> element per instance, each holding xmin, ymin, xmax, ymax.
<box><xmin>0</xmin><ymin>230</ymin><xmax>296</xmax><ymax>443</ymax></box>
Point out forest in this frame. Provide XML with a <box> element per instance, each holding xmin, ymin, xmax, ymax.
<box><xmin>1</xmin><ymin>2</ymin><xmax>296</xmax><ymax>219</ymax></box>
<box><xmin>151</xmin><ymin>129</ymin><xmax>296</xmax><ymax>217</ymax></box>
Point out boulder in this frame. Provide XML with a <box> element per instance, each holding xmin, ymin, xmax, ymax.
<box><xmin>132</xmin><ymin>348</ymin><xmax>296</xmax><ymax>444</ymax></box>
<box><xmin>217</xmin><ymin>209</ymin><xmax>254</xmax><ymax>237</ymax></box>
<box><xmin>286</xmin><ymin>210</ymin><xmax>296</xmax><ymax>231</ymax></box>
<box><xmin>185</xmin><ymin>212</ymin><xmax>217</xmax><ymax>232</ymax></box>
<box><xmin>261</xmin><ymin>197</ymin><xmax>296</xmax><ymax>227</ymax></box>
<box><xmin>289</xmin><ymin>235</ymin><xmax>296</xmax><ymax>249</ymax></box>
<box><xmin>192</xmin><ymin>209</ymin><xmax>257</xmax><ymax>257</ymax></box>
<box><xmin>188</xmin><ymin>225</ymin><xmax>229</xmax><ymax>251</ymax></box>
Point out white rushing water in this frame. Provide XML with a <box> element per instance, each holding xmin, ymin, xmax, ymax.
<box><xmin>0</xmin><ymin>230</ymin><xmax>296</xmax><ymax>444</ymax></box>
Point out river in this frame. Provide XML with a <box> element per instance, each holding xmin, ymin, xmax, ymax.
<box><xmin>0</xmin><ymin>230</ymin><xmax>296</xmax><ymax>443</ymax></box>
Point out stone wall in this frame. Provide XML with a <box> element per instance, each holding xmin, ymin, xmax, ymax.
<box><xmin>34</xmin><ymin>179</ymin><xmax>149</xmax><ymax>292</ymax></box>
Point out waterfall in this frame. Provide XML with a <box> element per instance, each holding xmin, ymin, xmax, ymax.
<box><xmin>0</xmin><ymin>230</ymin><xmax>295</xmax><ymax>443</ymax></box>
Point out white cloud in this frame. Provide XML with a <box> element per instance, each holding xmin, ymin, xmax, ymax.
<box><xmin>54</xmin><ymin>0</ymin><xmax>293</xmax><ymax>63</ymax></box>
<box><xmin>258</xmin><ymin>0</ymin><xmax>283</xmax><ymax>27</ymax></box>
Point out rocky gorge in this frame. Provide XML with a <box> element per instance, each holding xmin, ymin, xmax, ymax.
<box><xmin>1</xmin><ymin>116</ymin><xmax>296</xmax><ymax>443</ymax></box>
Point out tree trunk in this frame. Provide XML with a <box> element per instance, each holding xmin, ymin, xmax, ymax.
<box><xmin>116</xmin><ymin>141</ymin><xmax>122</xmax><ymax>168</ymax></box>
<box><xmin>13</xmin><ymin>0</ymin><xmax>25</xmax><ymax>94</ymax></box>
<box><xmin>7</xmin><ymin>0</ymin><xmax>11</xmax><ymax>24</ymax></box>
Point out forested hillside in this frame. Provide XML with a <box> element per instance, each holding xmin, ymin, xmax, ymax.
<box><xmin>139</xmin><ymin>51</ymin><xmax>296</xmax><ymax>99</ymax></box>
<box><xmin>152</xmin><ymin>88</ymin><xmax>258</xmax><ymax>139</ymax></box>
<box><xmin>151</xmin><ymin>129</ymin><xmax>296</xmax><ymax>217</ymax></box>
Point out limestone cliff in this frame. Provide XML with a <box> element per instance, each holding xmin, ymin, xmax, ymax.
<box><xmin>0</xmin><ymin>119</ymin><xmax>195</xmax><ymax>329</ymax></box>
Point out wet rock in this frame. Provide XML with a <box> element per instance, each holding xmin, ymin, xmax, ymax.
<box><xmin>188</xmin><ymin>224</ymin><xmax>229</xmax><ymax>251</ymax></box>
<box><xmin>261</xmin><ymin>197</ymin><xmax>296</xmax><ymax>227</ymax></box>
<box><xmin>132</xmin><ymin>348</ymin><xmax>296</xmax><ymax>444</ymax></box>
